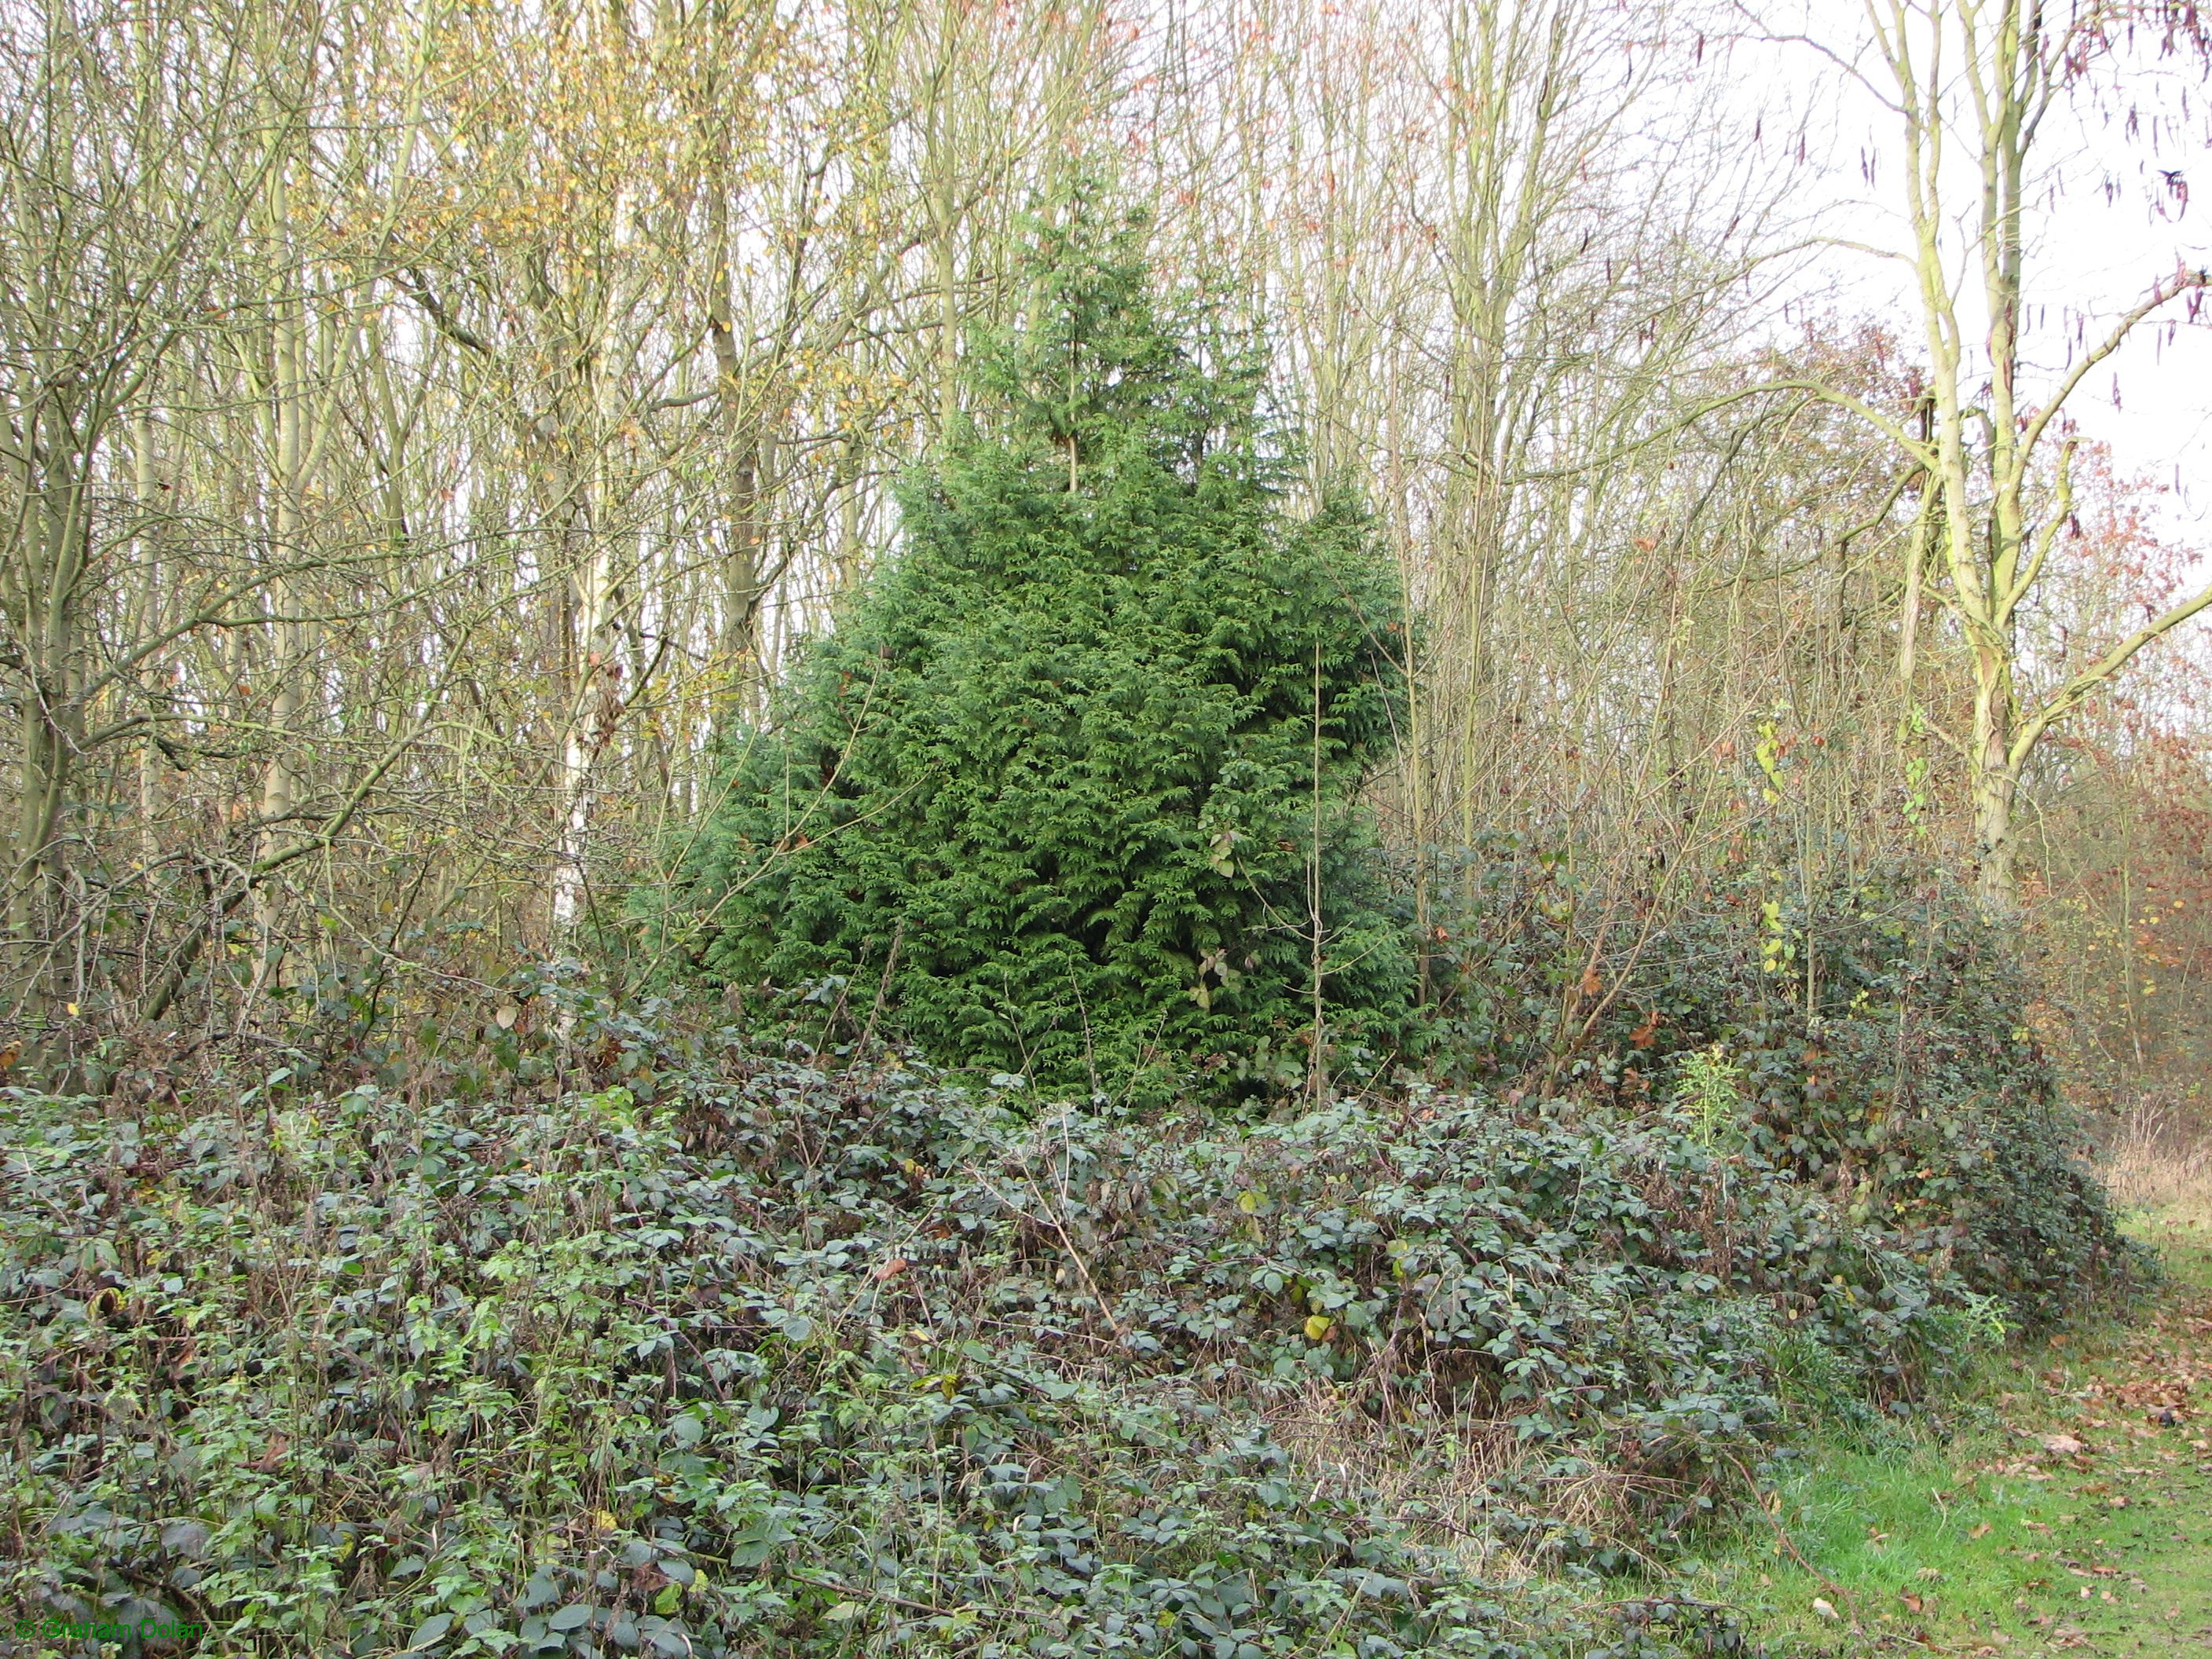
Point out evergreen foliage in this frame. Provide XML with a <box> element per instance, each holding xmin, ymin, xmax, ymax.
<box><xmin>676</xmin><ymin>211</ymin><xmax>1412</xmax><ymax>1097</ymax></box>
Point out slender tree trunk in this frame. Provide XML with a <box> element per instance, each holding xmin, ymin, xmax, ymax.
<box><xmin>134</xmin><ymin>408</ymin><xmax>160</xmax><ymax>869</ymax></box>
<box><xmin>8</xmin><ymin>403</ymin><xmax>93</xmax><ymax>1017</ymax></box>
<box><xmin>1969</xmin><ymin>650</ymin><xmax>2020</xmax><ymax>910</ymax></box>
<box><xmin>551</xmin><ymin>183</ymin><xmax>635</xmax><ymax>936</ymax></box>
<box><xmin>253</xmin><ymin>215</ymin><xmax>306</xmax><ymax>970</ymax></box>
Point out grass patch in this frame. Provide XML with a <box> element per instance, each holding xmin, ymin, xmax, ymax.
<box><xmin>2123</xmin><ymin>1205</ymin><xmax>2212</xmax><ymax>1295</ymax></box>
<box><xmin>1703</xmin><ymin>1198</ymin><xmax>2212</xmax><ymax>1655</ymax></box>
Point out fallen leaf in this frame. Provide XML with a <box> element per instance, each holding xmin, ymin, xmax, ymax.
<box><xmin>1969</xmin><ymin>1522</ymin><xmax>1992</xmax><ymax>1539</ymax></box>
<box><xmin>1811</xmin><ymin>1598</ymin><xmax>1839</xmax><ymax>1621</ymax></box>
<box><xmin>2041</xmin><ymin>1433</ymin><xmax>2085</xmax><ymax>1456</ymax></box>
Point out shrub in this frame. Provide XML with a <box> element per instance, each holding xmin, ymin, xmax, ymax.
<box><xmin>668</xmin><ymin>216</ymin><xmax>1413</xmax><ymax>1101</ymax></box>
<box><xmin>1423</xmin><ymin>850</ymin><xmax>2148</xmax><ymax>1327</ymax></box>
<box><xmin>3</xmin><ymin>981</ymin><xmax>1990</xmax><ymax>1658</ymax></box>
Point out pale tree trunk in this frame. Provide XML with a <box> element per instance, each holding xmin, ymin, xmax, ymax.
<box><xmin>923</xmin><ymin>0</ymin><xmax>965</xmax><ymax>445</ymax></box>
<box><xmin>550</xmin><ymin>185</ymin><xmax>635</xmax><ymax>936</ymax></box>
<box><xmin>833</xmin><ymin>435</ymin><xmax>864</xmax><ymax>593</ymax></box>
<box><xmin>133</xmin><ymin>408</ymin><xmax>159</xmax><ymax>870</ymax></box>
<box><xmin>2</xmin><ymin>16</ymin><xmax>93</xmax><ymax>1016</ymax></box>
<box><xmin>551</xmin><ymin>537</ymin><xmax>611</xmax><ymax>933</ymax></box>
<box><xmin>1433</xmin><ymin>0</ymin><xmax>1577</xmax><ymax>844</ymax></box>
<box><xmin>253</xmin><ymin>171</ymin><xmax>306</xmax><ymax>966</ymax></box>
<box><xmin>6</xmin><ymin>412</ymin><xmax>92</xmax><ymax>1013</ymax></box>
<box><xmin>1862</xmin><ymin>0</ymin><xmax>2212</xmax><ymax>914</ymax></box>
<box><xmin>244</xmin><ymin>138</ymin><xmax>350</xmax><ymax>987</ymax></box>
<box><xmin>704</xmin><ymin>179</ymin><xmax>764</xmax><ymax>710</ymax></box>
<box><xmin>1968</xmin><ymin>650</ymin><xmax>2021</xmax><ymax>911</ymax></box>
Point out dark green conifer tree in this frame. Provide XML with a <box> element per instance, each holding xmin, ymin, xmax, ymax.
<box><xmin>676</xmin><ymin>204</ymin><xmax>1412</xmax><ymax>1099</ymax></box>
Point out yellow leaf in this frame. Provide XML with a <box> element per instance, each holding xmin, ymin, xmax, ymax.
<box><xmin>590</xmin><ymin>1510</ymin><xmax>617</xmax><ymax>1533</ymax></box>
<box><xmin>1304</xmin><ymin>1314</ymin><xmax>1333</xmax><ymax>1342</ymax></box>
<box><xmin>1236</xmin><ymin>1189</ymin><xmax>1262</xmax><ymax>1214</ymax></box>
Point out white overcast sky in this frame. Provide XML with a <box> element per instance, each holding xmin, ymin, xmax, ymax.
<box><xmin>1711</xmin><ymin>5</ymin><xmax>2212</xmax><ymax>544</ymax></box>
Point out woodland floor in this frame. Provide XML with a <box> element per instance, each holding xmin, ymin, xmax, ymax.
<box><xmin>1702</xmin><ymin>1198</ymin><xmax>2212</xmax><ymax>1657</ymax></box>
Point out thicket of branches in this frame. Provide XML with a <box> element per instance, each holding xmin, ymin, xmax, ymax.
<box><xmin>4</xmin><ymin>0</ymin><xmax>2209</xmax><ymax>1089</ymax></box>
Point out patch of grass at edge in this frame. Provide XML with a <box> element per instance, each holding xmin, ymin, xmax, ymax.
<box><xmin>1689</xmin><ymin>1196</ymin><xmax>2212</xmax><ymax>1656</ymax></box>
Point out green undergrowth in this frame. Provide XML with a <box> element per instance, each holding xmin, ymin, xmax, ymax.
<box><xmin>1426</xmin><ymin>854</ymin><xmax>2147</xmax><ymax>1333</ymax></box>
<box><xmin>0</xmin><ymin>981</ymin><xmax>2064</xmax><ymax>1659</ymax></box>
